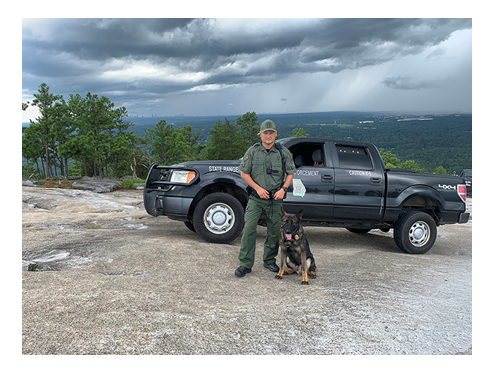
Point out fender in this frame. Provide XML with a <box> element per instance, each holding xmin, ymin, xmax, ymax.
<box><xmin>199</xmin><ymin>171</ymin><xmax>248</xmax><ymax>192</ymax></box>
<box><xmin>195</xmin><ymin>172</ymin><xmax>250</xmax><ymax>208</ymax></box>
<box><xmin>387</xmin><ymin>184</ymin><xmax>445</xmax><ymax>210</ymax></box>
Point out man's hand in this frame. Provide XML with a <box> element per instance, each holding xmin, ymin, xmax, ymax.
<box><xmin>255</xmin><ymin>187</ymin><xmax>270</xmax><ymax>199</ymax></box>
<box><xmin>273</xmin><ymin>188</ymin><xmax>286</xmax><ymax>200</ymax></box>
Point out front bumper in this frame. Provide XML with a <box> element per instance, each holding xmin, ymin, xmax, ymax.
<box><xmin>144</xmin><ymin>164</ymin><xmax>199</xmax><ymax>219</ymax></box>
<box><xmin>150</xmin><ymin>194</ymin><xmax>193</xmax><ymax>220</ymax></box>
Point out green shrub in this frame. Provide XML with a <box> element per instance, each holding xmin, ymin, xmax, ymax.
<box><xmin>121</xmin><ymin>179</ymin><xmax>136</xmax><ymax>189</ymax></box>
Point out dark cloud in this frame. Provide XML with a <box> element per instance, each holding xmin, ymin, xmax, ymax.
<box><xmin>23</xmin><ymin>18</ymin><xmax>470</xmax><ymax>71</ymax></box>
<box><xmin>22</xmin><ymin>18</ymin><xmax>472</xmax><ymax>115</ymax></box>
<box><xmin>298</xmin><ymin>18</ymin><xmax>471</xmax><ymax>72</ymax></box>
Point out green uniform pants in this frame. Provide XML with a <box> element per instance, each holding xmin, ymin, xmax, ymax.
<box><xmin>238</xmin><ymin>195</ymin><xmax>283</xmax><ymax>269</ymax></box>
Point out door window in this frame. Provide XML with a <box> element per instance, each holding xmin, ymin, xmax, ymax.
<box><xmin>289</xmin><ymin>143</ymin><xmax>326</xmax><ymax>168</ymax></box>
<box><xmin>336</xmin><ymin>145</ymin><xmax>373</xmax><ymax>170</ymax></box>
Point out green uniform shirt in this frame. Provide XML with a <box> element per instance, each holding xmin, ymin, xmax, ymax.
<box><xmin>239</xmin><ymin>142</ymin><xmax>296</xmax><ymax>191</ymax></box>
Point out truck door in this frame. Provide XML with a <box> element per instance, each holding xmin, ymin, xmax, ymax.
<box><xmin>283</xmin><ymin>141</ymin><xmax>334</xmax><ymax>221</ymax></box>
<box><xmin>331</xmin><ymin>142</ymin><xmax>384</xmax><ymax>221</ymax></box>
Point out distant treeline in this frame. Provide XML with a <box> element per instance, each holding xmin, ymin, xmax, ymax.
<box><xmin>120</xmin><ymin>111</ymin><xmax>472</xmax><ymax>173</ymax></box>
<box><xmin>276</xmin><ymin>114</ymin><xmax>472</xmax><ymax>174</ymax></box>
<box><xmin>23</xmin><ymin>83</ymin><xmax>471</xmax><ymax>179</ymax></box>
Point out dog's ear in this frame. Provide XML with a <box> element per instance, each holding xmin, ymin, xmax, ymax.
<box><xmin>296</xmin><ymin>209</ymin><xmax>304</xmax><ymax>220</ymax></box>
<box><xmin>281</xmin><ymin>208</ymin><xmax>287</xmax><ymax>215</ymax></box>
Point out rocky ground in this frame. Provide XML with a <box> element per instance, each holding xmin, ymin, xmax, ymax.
<box><xmin>21</xmin><ymin>186</ymin><xmax>474</xmax><ymax>357</ymax></box>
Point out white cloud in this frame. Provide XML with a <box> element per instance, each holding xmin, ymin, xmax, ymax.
<box><xmin>100</xmin><ymin>59</ymin><xmax>209</xmax><ymax>83</ymax></box>
<box><xmin>186</xmin><ymin>83</ymin><xmax>238</xmax><ymax>92</ymax></box>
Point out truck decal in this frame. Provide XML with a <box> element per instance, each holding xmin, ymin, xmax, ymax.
<box><xmin>296</xmin><ymin>170</ymin><xmax>319</xmax><ymax>177</ymax></box>
<box><xmin>292</xmin><ymin>179</ymin><xmax>306</xmax><ymax>197</ymax></box>
<box><xmin>349</xmin><ymin>170</ymin><xmax>372</xmax><ymax>176</ymax></box>
<box><xmin>208</xmin><ymin>166</ymin><xmax>240</xmax><ymax>174</ymax></box>
<box><xmin>438</xmin><ymin>184</ymin><xmax>456</xmax><ymax>190</ymax></box>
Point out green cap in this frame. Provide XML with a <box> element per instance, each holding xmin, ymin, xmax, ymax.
<box><xmin>260</xmin><ymin>119</ymin><xmax>276</xmax><ymax>132</ymax></box>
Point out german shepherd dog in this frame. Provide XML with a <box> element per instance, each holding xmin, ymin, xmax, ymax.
<box><xmin>276</xmin><ymin>209</ymin><xmax>316</xmax><ymax>285</ymax></box>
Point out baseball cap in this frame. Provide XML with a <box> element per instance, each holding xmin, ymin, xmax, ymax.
<box><xmin>260</xmin><ymin>119</ymin><xmax>276</xmax><ymax>132</ymax></box>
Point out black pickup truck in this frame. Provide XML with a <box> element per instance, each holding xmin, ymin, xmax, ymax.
<box><xmin>144</xmin><ymin>137</ymin><xmax>469</xmax><ymax>254</ymax></box>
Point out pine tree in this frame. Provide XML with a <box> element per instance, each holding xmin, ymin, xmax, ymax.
<box><xmin>205</xmin><ymin>118</ymin><xmax>243</xmax><ymax>160</ymax></box>
<box><xmin>30</xmin><ymin>83</ymin><xmax>62</xmax><ymax>178</ymax></box>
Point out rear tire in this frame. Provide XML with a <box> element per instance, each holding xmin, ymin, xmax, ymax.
<box><xmin>394</xmin><ymin>211</ymin><xmax>437</xmax><ymax>254</ymax></box>
<box><xmin>193</xmin><ymin>192</ymin><xmax>245</xmax><ymax>244</ymax></box>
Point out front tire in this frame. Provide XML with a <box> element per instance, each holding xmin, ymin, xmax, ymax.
<box><xmin>394</xmin><ymin>211</ymin><xmax>437</xmax><ymax>254</ymax></box>
<box><xmin>193</xmin><ymin>192</ymin><xmax>245</xmax><ymax>244</ymax></box>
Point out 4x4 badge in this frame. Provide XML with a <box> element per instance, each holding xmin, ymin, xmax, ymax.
<box><xmin>438</xmin><ymin>184</ymin><xmax>456</xmax><ymax>190</ymax></box>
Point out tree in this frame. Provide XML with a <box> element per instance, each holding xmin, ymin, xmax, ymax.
<box><xmin>379</xmin><ymin>149</ymin><xmax>400</xmax><ymax>168</ymax></box>
<box><xmin>175</xmin><ymin>124</ymin><xmax>202</xmax><ymax>162</ymax></box>
<box><xmin>236</xmin><ymin>112</ymin><xmax>260</xmax><ymax>150</ymax></box>
<box><xmin>434</xmin><ymin>166</ymin><xmax>447</xmax><ymax>175</ymax></box>
<box><xmin>59</xmin><ymin>135</ymin><xmax>93</xmax><ymax>176</ymax></box>
<box><xmin>22</xmin><ymin>123</ymin><xmax>45</xmax><ymax>178</ymax></box>
<box><xmin>147</xmin><ymin>120</ymin><xmax>200</xmax><ymax>165</ymax></box>
<box><xmin>58</xmin><ymin>93</ymin><xmax>107</xmax><ymax>176</ymax></box>
<box><xmin>148</xmin><ymin>120</ymin><xmax>177</xmax><ymax>165</ymax></box>
<box><xmin>30</xmin><ymin>83</ymin><xmax>62</xmax><ymax>178</ymax></box>
<box><xmin>399</xmin><ymin>160</ymin><xmax>424</xmax><ymax>173</ymax></box>
<box><xmin>290</xmin><ymin>128</ymin><xmax>309</xmax><ymax>137</ymax></box>
<box><xmin>86</xmin><ymin>93</ymin><xmax>114</xmax><ymax>177</ymax></box>
<box><xmin>107</xmin><ymin>106</ymin><xmax>135</xmax><ymax>178</ymax></box>
<box><xmin>379</xmin><ymin>148</ymin><xmax>424</xmax><ymax>172</ymax></box>
<box><xmin>137</xmin><ymin>129</ymin><xmax>155</xmax><ymax>171</ymax></box>
<box><xmin>205</xmin><ymin>118</ymin><xmax>243</xmax><ymax>160</ymax></box>
<box><xmin>50</xmin><ymin>98</ymin><xmax>73</xmax><ymax>177</ymax></box>
<box><xmin>58</xmin><ymin>93</ymin><xmax>91</xmax><ymax>175</ymax></box>
<box><xmin>58</xmin><ymin>92</ymin><xmax>136</xmax><ymax>177</ymax></box>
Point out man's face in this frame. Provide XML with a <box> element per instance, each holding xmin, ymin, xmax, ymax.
<box><xmin>260</xmin><ymin>130</ymin><xmax>277</xmax><ymax>147</ymax></box>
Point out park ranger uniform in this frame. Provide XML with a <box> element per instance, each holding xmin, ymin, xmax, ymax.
<box><xmin>238</xmin><ymin>135</ymin><xmax>296</xmax><ymax>271</ymax></box>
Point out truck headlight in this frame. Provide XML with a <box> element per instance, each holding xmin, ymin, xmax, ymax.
<box><xmin>170</xmin><ymin>170</ymin><xmax>196</xmax><ymax>184</ymax></box>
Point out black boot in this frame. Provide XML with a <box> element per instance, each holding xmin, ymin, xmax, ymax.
<box><xmin>235</xmin><ymin>266</ymin><xmax>251</xmax><ymax>277</ymax></box>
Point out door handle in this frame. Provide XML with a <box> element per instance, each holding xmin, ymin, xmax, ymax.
<box><xmin>321</xmin><ymin>174</ymin><xmax>333</xmax><ymax>183</ymax></box>
<box><xmin>370</xmin><ymin>177</ymin><xmax>382</xmax><ymax>185</ymax></box>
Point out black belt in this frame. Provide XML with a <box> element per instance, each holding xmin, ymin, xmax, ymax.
<box><xmin>250</xmin><ymin>186</ymin><xmax>283</xmax><ymax>200</ymax></box>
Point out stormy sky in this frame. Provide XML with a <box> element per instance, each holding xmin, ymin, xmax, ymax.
<box><xmin>22</xmin><ymin>18</ymin><xmax>472</xmax><ymax>121</ymax></box>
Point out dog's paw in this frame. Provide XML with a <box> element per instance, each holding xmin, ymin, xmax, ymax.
<box><xmin>301</xmin><ymin>281</ymin><xmax>309</xmax><ymax>285</ymax></box>
<box><xmin>309</xmin><ymin>272</ymin><xmax>316</xmax><ymax>279</ymax></box>
<box><xmin>275</xmin><ymin>275</ymin><xmax>283</xmax><ymax>280</ymax></box>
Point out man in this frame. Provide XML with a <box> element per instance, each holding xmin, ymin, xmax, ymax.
<box><xmin>235</xmin><ymin>119</ymin><xmax>296</xmax><ymax>277</ymax></box>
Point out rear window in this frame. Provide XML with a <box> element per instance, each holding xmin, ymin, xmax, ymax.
<box><xmin>336</xmin><ymin>145</ymin><xmax>373</xmax><ymax>170</ymax></box>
